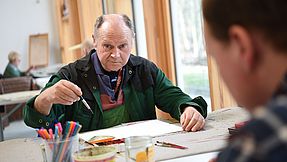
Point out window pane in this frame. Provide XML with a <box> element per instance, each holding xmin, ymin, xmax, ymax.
<box><xmin>133</xmin><ymin>0</ymin><xmax>148</xmax><ymax>58</ymax></box>
<box><xmin>103</xmin><ymin>0</ymin><xmax>138</xmax><ymax>55</ymax></box>
<box><xmin>170</xmin><ymin>0</ymin><xmax>211</xmax><ymax>111</ymax></box>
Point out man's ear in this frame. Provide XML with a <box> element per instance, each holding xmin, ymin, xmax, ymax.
<box><xmin>229</xmin><ymin>25</ymin><xmax>257</xmax><ymax>73</ymax></box>
<box><xmin>92</xmin><ymin>34</ymin><xmax>97</xmax><ymax>47</ymax></box>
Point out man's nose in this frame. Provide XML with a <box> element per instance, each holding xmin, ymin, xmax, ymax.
<box><xmin>111</xmin><ymin>48</ymin><xmax>120</xmax><ymax>58</ymax></box>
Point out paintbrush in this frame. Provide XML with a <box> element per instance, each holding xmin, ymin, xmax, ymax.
<box><xmin>61</xmin><ymin>73</ymin><xmax>94</xmax><ymax>114</ymax></box>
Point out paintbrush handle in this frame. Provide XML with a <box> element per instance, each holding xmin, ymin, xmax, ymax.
<box><xmin>156</xmin><ymin>141</ymin><xmax>188</xmax><ymax>149</ymax></box>
<box><xmin>61</xmin><ymin>73</ymin><xmax>93</xmax><ymax>114</ymax></box>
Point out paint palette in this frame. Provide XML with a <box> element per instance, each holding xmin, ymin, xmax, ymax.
<box><xmin>88</xmin><ymin>136</ymin><xmax>115</xmax><ymax>144</ymax></box>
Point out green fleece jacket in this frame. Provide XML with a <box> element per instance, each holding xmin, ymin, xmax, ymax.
<box><xmin>23</xmin><ymin>50</ymin><xmax>207</xmax><ymax>132</ymax></box>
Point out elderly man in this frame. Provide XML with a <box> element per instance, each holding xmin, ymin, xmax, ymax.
<box><xmin>23</xmin><ymin>14</ymin><xmax>207</xmax><ymax>132</ymax></box>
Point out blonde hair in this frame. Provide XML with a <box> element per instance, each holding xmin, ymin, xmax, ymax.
<box><xmin>8</xmin><ymin>51</ymin><xmax>20</xmax><ymax>63</ymax></box>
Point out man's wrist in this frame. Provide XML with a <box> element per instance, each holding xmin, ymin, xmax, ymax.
<box><xmin>182</xmin><ymin>106</ymin><xmax>196</xmax><ymax>112</ymax></box>
<box><xmin>180</xmin><ymin>104</ymin><xmax>194</xmax><ymax>114</ymax></box>
<box><xmin>34</xmin><ymin>92</ymin><xmax>52</xmax><ymax>115</ymax></box>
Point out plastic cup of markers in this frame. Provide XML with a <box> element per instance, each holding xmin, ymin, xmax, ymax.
<box><xmin>42</xmin><ymin>134</ymin><xmax>79</xmax><ymax>162</ymax></box>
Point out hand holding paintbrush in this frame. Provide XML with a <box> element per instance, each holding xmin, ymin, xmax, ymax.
<box><xmin>61</xmin><ymin>73</ymin><xmax>93</xmax><ymax>114</ymax></box>
<box><xmin>34</xmin><ymin>72</ymin><xmax>93</xmax><ymax>115</ymax></box>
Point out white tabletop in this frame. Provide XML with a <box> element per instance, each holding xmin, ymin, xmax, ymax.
<box><xmin>0</xmin><ymin>90</ymin><xmax>40</xmax><ymax>106</ymax></box>
<box><xmin>0</xmin><ymin>107</ymin><xmax>249</xmax><ymax>162</ymax></box>
<box><xmin>34</xmin><ymin>77</ymin><xmax>50</xmax><ymax>89</ymax></box>
<box><xmin>0</xmin><ymin>138</ymin><xmax>44</xmax><ymax>162</ymax></box>
<box><xmin>82</xmin><ymin>107</ymin><xmax>249</xmax><ymax>161</ymax></box>
<box><xmin>30</xmin><ymin>63</ymin><xmax>65</xmax><ymax>78</ymax></box>
<box><xmin>161</xmin><ymin>151</ymin><xmax>219</xmax><ymax>162</ymax></box>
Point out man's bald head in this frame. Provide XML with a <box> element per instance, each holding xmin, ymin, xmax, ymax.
<box><xmin>92</xmin><ymin>14</ymin><xmax>134</xmax><ymax>72</ymax></box>
<box><xmin>93</xmin><ymin>14</ymin><xmax>135</xmax><ymax>39</ymax></box>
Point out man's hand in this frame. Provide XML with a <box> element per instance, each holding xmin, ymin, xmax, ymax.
<box><xmin>180</xmin><ymin>106</ymin><xmax>205</xmax><ymax>132</ymax></box>
<box><xmin>34</xmin><ymin>80</ymin><xmax>82</xmax><ymax>115</ymax></box>
<box><xmin>208</xmin><ymin>158</ymin><xmax>217</xmax><ymax>162</ymax></box>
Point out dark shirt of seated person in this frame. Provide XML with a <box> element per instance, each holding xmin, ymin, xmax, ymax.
<box><xmin>23</xmin><ymin>14</ymin><xmax>207</xmax><ymax>132</ymax></box>
<box><xmin>3</xmin><ymin>51</ymin><xmax>33</xmax><ymax>78</ymax></box>
<box><xmin>202</xmin><ymin>0</ymin><xmax>287</xmax><ymax>161</ymax></box>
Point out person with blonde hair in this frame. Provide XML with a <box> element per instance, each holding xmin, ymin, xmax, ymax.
<box><xmin>3</xmin><ymin>51</ymin><xmax>33</xmax><ymax>78</ymax></box>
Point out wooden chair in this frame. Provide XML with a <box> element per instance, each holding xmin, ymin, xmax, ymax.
<box><xmin>0</xmin><ymin>76</ymin><xmax>33</xmax><ymax>127</ymax></box>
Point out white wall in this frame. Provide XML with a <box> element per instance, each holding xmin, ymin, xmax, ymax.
<box><xmin>0</xmin><ymin>0</ymin><xmax>61</xmax><ymax>73</ymax></box>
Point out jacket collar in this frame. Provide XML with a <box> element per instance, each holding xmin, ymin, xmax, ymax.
<box><xmin>75</xmin><ymin>49</ymin><xmax>94</xmax><ymax>72</ymax></box>
<box><xmin>127</xmin><ymin>54</ymin><xmax>142</xmax><ymax>67</ymax></box>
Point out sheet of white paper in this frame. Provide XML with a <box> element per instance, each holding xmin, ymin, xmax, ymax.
<box><xmin>79</xmin><ymin>120</ymin><xmax>182</xmax><ymax>141</ymax></box>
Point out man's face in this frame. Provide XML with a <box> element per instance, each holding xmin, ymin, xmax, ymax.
<box><xmin>93</xmin><ymin>20</ymin><xmax>133</xmax><ymax>72</ymax></box>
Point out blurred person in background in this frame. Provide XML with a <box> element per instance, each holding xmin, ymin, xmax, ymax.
<box><xmin>3</xmin><ymin>51</ymin><xmax>34</xmax><ymax>78</ymax></box>
<box><xmin>81</xmin><ymin>39</ymin><xmax>94</xmax><ymax>56</ymax></box>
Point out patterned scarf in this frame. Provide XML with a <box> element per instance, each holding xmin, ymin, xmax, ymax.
<box><xmin>92</xmin><ymin>53</ymin><xmax>125</xmax><ymax>111</ymax></box>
